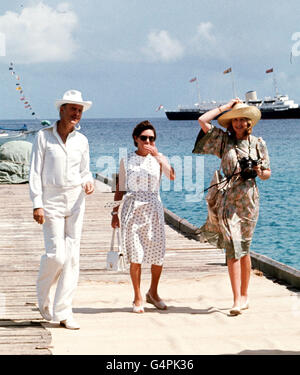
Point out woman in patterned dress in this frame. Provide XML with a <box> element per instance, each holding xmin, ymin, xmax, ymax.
<box><xmin>193</xmin><ymin>99</ymin><xmax>271</xmax><ymax>315</ymax></box>
<box><xmin>111</xmin><ymin>121</ymin><xmax>175</xmax><ymax>313</ymax></box>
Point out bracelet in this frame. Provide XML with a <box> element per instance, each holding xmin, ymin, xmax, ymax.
<box><xmin>218</xmin><ymin>105</ymin><xmax>223</xmax><ymax>113</ymax></box>
<box><xmin>111</xmin><ymin>211</ymin><xmax>118</xmax><ymax>216</ymax></box>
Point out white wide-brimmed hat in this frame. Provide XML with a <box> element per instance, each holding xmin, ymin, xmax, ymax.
<box><xmin>217</xmin><ymin>102</ymin><xmax>261</xmax><ymax>128</ymax></box>
<box><xmin>55</xmin><ymin>90</ymin><xmax>92</xmax><ymax>112</ymax></box>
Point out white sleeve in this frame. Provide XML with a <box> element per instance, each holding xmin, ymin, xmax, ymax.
<box><xmin>29</xmin><ymin>131</ymin><xmax>45</xmax><ymax>209</ymax></box>
<box><xmin>80</xmin><ymin>139</ymin><xmax>93</xmax><ymax>185</ymax></box>
<box><xmin>118</xmin><ymin>158</ymin><xmax>127</xmax><ymax>192</ymax></box>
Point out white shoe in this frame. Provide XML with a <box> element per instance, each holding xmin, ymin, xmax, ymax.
<box><xmin>39</xmin><ymin>306</ymin><xmax>52</xmax><ymax>321</ymax></box>
<box><xmin>229</xmin><ymin>306</ymin><xmax>242</xmax><ymax>316</ymax></box>
<box><xmin>241</xmin><ymin>300</ymin><xmax>249</xmax><ymax>310</ymax></box>
<box><xmin>132</xmin><ymin>302</ymin><xmax>144</xmax><ymax>313</ymax></box>
<box><xmin>60</xmin><ymin>317</ymin><xmax>80</xmax><ymax>330</ymax></box>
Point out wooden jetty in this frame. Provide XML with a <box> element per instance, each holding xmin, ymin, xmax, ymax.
<box><xmin>0</xmin><ymin>185</ymin><xmax>52</xmax><ymax>355</ymax></box>
<box><xmin>0</xmin><ymin>182</ymin><xmax>226</xmax><ymax>355</ymax></box>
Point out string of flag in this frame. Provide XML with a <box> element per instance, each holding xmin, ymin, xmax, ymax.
<box><xmin>8</xmin><ymin>62</ymin><xmax>38</xmax><ymax>118</ymax></box>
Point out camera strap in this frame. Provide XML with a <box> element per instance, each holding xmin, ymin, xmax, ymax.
<box><xmin>203</xmin><ymin>166</ymin><xmax>239</xmax><ymax>193</ymax></box>
<box><xmin>203</xmin><ymin>135</ymin><xmax>239</xmax><ymax>193</ymax></box>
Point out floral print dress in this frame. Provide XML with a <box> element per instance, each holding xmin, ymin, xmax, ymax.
<box><xmin>193</xmin><ymin>126</ymin><xmax>270</xmax><ymax>259</ymax></box>
<box><xmin>120</xmin><ymin>152</ymin><xmax>166</xmax><ymax>266</ymax></box>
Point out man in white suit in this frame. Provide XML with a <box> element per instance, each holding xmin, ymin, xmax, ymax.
<box><xmin>29</xmin><ymin>90</ymin><xmax>94</xmax><ymax>329</ymax></box>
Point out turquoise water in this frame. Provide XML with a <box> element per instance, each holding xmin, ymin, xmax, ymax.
<box><xmin>1</xmin><ymin>117</ymin><xmax>299</xmax><ymax>270</ymax></box>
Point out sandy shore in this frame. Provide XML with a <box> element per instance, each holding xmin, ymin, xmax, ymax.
<box><xmin>42</xmin><ymin>271</ymin><xmax>300</xmax><ymax>355</ymax></box>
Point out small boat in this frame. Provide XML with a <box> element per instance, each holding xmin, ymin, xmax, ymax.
<box><xmin>0</xmin><ymin>124</ymin><xmax>28</xmax><ymax>145</ymax></box>
<box><xmin>0</xmin><ymin>131</ymin><xmax>26</xmax><ymax>145</ymax></box>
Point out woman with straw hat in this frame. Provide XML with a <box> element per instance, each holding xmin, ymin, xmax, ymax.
<box><xmin>193</xmin><ymin>98</ymin><xmax>271</xmax><ymax>315</ymax></box>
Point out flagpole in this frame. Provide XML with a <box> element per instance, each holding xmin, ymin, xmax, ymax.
<box><xmin>223</xmin><ymin>67</ymin><xmax>236</xmax><ymax>99</ymax></box>
<box><xmin>195</xmin><ymin>78</ymin><xmax>201</xmax><ymax>104</ymax></box>
<box><xmin>272</xmin><ymin>71</ymin><xmax>278</xmax><ymax>96</ymax></box>
<box><xmin>231</xmin><ymin>70</ymin><xmax>237</xmax><ymax>98</ymax></box>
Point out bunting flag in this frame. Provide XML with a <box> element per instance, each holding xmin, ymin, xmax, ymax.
<box><xmin>266</xmin><ymin>68</ymin><xmax>273</xmax><ymax>73</ymax></box>
<box><xmin>156</xmin><ymin>104</ymin><xmax>164</xmax><ymax>111</ymax></box>
<box><xmin>8</xmin><ymin>62</ymin><xmax>38</xmax><ymax>119</ymax></box>
<box><xmin>223</xmin><ymin>67</ymin><xmax>232</xmax><ymax>74</ymax></box>
<box><xmin>189</xmin><ymin>77</ymin><xmax>197</xmax><ymax>83</ymax></box>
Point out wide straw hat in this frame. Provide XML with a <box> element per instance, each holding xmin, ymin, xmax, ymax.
<box><xmin>55</xmin><ymin>90</ymin><xmax>92</xmax><ymax>112</ymax></box>
<box><xmin>217</xmin><ymin>102</ymin><xmax>261</xmax><ymax>128</ymax></box>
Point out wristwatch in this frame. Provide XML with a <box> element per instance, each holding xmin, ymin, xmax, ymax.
<box><xmin>111</xmin><ymin>211</ymin><xmax>118</xmax><ymax>216</ymax></box>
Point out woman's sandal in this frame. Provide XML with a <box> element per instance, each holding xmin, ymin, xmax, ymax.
<box><xmin>229</xmin><ymin>306</ymin><xmax>242</xmax><ymax>316</ymax></box>
<box><xmin>132</xmin><ymin>302</ymin><xmax>144</xmax><ymax>313</ymax></box>
<box><xmin>146</xmin><ymin>292</ymin><xmax>167</xmax><ymax>310</ymax></box>
<box><xmin>241</xmin><ymin>300</ymin><xmax>249</xmax><ymax>310</ymax></box>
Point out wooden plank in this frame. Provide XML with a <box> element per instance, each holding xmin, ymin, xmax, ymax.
<box><xmin>0</xmin><ymin>343</ymin><xmax>51</xmax><ymax>355</ymax></box>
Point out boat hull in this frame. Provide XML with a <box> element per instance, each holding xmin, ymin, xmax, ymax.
<box><xmin>165</xmin><ymin>110</ymin><xmax>203</xmax><ymax>120</ymax></box>
<box><xmin>0</xmin><ymin>133</ymin><xmax>27</xmax><ymax>145</ymax></box>
<box><xmin>165</xmin><ymin>107</ymin><xmax>300</xmax><ymax>120</ymax></box>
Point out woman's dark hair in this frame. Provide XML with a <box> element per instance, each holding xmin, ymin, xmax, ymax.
<box><xmin>132</xmin><ymin>120</ymin><xmax>157</xmax><ymax>147</ymax></box>
<box><xmin>227</xmin><ymin>119</ymin><xmax>253</xmax><ymax>139</ymax></box>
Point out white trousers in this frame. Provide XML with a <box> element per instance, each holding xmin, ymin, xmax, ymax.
<box><xmin>37</xmin><ymin>185</ymin><xmax>85</xmax><ymax>322</ymax></box>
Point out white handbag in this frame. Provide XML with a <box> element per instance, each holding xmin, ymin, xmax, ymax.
<box><xmin>106</xmin><ymin>228</ymin><xmax>126</xmax><ymax>271</ymax></box>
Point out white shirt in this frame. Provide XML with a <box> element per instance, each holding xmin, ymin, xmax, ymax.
<box><xmin>29</xmin><ymin>122</ymin><xmax>93</xmax><ymax>209</ymax></box>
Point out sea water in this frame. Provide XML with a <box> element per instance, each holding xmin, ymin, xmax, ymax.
<box><xmin>1</xmin><ymin>117</ymin><xmax>299</xmax><ymax>270</ymax></box>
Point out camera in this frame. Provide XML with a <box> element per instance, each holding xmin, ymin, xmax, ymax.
<box><xmin>239</xmin><ymin>157</ymin><xmax>260</xmax><ymax>180</ymax></box>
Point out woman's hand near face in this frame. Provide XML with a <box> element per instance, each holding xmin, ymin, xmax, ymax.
<box><xmin>222</xmin><ymin>98</ymin><xmax>243</xmax><ymax>111</ymax></box>
<box><xmin>143</xmin><ymin>143</ymin><xmax>159</xmax><ymax>156</ymax></box>
<box><xmin>198</xmin><ymin>97</ymin><xmax>243</xmax><ymax>133</ymax></box>
<box><xmin>146</xmin><ymin>145</ymin><xmax>176</xmax><ymax>181</ymax></box>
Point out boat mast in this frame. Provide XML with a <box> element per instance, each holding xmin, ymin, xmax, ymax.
<box><xmin>195</xmin><ymin>79</ymin><xmax>201</xmax><ymax>104</ymax></box>
<box><xmin>223</xmin><ymin>67</ymin><xmax>236</xmax><ymax>98</ymax></box>
<box><xmin>189</xmin><ymin>76</ymin><xmax>201</xmax><ymax>105</ymax></box>
<box><xmin>231</xmin><ymin>70</ymin><xmax>237</xmax><ymax>98</ymax></box>
<box><xmin>266</xmin><ymin>67</ymin><xmax>278</xmax><ymax>97</ymax></box>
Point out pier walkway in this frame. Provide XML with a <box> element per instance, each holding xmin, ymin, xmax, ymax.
<box><xmin>0</xmin><ymin>182</ymin><xmax>300</xmax><ymax>355</ymax></box>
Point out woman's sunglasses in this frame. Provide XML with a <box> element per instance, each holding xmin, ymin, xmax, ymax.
<box><xmin>139</xmin><ymin>135</ymin><xmax>155</xmax><ymax>142</ymax></box>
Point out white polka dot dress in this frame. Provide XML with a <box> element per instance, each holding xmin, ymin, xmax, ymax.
<box><xmin>121</xmin><ymin>152</ymin><xmax>166</xmax><ymax>266</ymax></box>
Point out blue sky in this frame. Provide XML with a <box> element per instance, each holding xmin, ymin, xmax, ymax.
<box><xmin>0</xmin><ymin>0</ymin><xmax>300</xmax><ymax>119</ymax></box>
